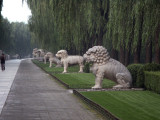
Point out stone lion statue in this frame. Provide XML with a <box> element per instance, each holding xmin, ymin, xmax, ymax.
<box><xmin>36</xmin><ymin>49</ymin><xmax>47</xmax><ymax>61</ymax></box>
<box><xmin>37</xmin><ymin>49</ymin><xmax>45</xmax><ymax>57</ymax></box>
<box><xmin>46</xmin><ymin>52</ymin><xmax>62</xmax><ymax>67</ymax></box>
<box><xmin>32</xmin><ymin>48</ymin><xmax>38</xmax><ymax>58</ymax></box>
<box><xmin>44</xmin><ymin>54</ymin><xmax>49</xmax><ymax>64</ymax></box>
<box><xmin>83</xmin><ymin>46</ymin><xmax>132</xmax><ymax>89</ymax></box>
<box><xmin>56</xmin><ymin>50</ymin><xmax>84</xmax><ymax>73</ymax></box>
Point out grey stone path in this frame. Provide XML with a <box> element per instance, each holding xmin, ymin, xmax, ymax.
<box><xmin>0</xmin><ymin>59</ymin><xmax>104</xmax><ymax>120</ymax></box>
<box><xmin>0</xmin><ymin>59</ymin><xmax>21</xmax><ymax>114</ymax></box>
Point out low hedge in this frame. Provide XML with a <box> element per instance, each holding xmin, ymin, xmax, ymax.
<box><xmin>144</xmin><ymin>71</ymin><xmax>160</xmax><ymax>93</ymax></box>
<box><xmin>136</xmin><ymin>63</ymin><xmax>160</xmax><ymax>88</ymax></box>
<box><xmin>127</xmin><ymin>64</ymin><xmax>143</xmax><ymax>87</ymax></box>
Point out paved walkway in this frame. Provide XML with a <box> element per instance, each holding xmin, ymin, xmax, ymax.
<box><xmin>0</xmin><ymin>59</ymin><xmax>104</xmax><ymax>120</ymax></box>
<box><xmin>0</xmin><ymin>59</ymin><xmax>21</xmax><ymax>114</ymax></box>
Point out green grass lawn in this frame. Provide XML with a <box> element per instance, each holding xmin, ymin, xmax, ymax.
<box><xmin>54</xmin><ymin>73</ymin><xmax>115</xmax><ymax>89</ymax></box>
<box><xmin>80</xmin><ymin>91</ymin><xmax>160</xmax><ymax>120</ymax></box>
<box><xmin>32</xmin><ymin>59</ymin><xmax>79</xmax><ymax>73</ymax></box>
<box><xmin>32</xmin><ymin>60</ymin><xmax>115</xmax><ymax>89</ymax></box>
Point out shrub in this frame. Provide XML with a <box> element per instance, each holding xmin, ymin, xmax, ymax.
<box><xmin>127</xmin><ymin>64</ymin><xmax>143</xmax><ymax>87</ymax></box>
<box><xmin>144</xmin><ymin>71</ymin><xmax>160</xmax><ymax>93</ymax></box>
<box><xmin>83</xmin><ymin>62</ymin><xmax>91</xmax><ymax>73</ymax></box>
<box><xmin>137</xmin><ymin>63</ymin><xmax>160</xmax><ymax>88</ymax></box>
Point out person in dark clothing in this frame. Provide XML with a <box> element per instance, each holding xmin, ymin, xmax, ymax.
<box><xmin>1</xmin><ymin>53</ymin><xmax>5</xmax><ymax>71</ymax></box>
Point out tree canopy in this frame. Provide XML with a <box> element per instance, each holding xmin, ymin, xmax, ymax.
<box><xmin>27</xmin><ymin>0</ymin><xmax>160</xmax><ymax>65</ymax></box>
<box><xmin>0</xmin><ymin>17</ymin><xmax>33</xmax><ymax>57</ymax></box>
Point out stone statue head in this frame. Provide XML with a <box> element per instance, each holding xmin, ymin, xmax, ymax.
<box><xmin>56</xmin><ymin>50</ymin><xmax>68</xmax><ymax>59</ymax></box>
<box><xmin>46</xmin><ymin>52</ymin><xmax>53</xmax><ymax>57</ymax></box>
<box><xmin>32</xmin><ymin>48</ymin><xmax>38</xmax><ymax>54</ymax></box>
<box><xmin>83</xmin><ymin>46</ymin><xmax>110</xmax><ymax>65</ymax></box>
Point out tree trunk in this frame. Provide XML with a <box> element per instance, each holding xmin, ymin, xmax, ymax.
<box><xmin>110</xmin><ymin>48</ymin><xmax>118</xmax><ymax>60</ymax></box>
<box><xmin>97</xmin><ymin>28</ymin><xmax>103</xmax><ymax>45</ymax></box>
<box><xmin>145</xmin><ymin>40</ymin><xmax>152</xmax><ymax>63</ymax></box>
<box><xmin>134</xmin><ymin>48</ymin><xmax>141</xmax><ymax>63</ymax></box>
<box><xmin>125</xmin><ymin>49</ymin><xmax>131</xmax><ymax>66</ymax></box>
<box><xmin>154</xmin><ymin>44</ymin><xmax>159</xmax><ymax>64</ymax></box>
<box><xmin>134</xmin><ymin>10</ymin><xmax>144</xmax><ymax>63</ymax></box>
<box><xmin>154</xmin><ymin>25</ymin><xmax>160</xmax><ymax>63</ymax></box>
<box><xmin>119</xmin><ymin>46</ymin><xmax>125</xmax><ymax>65</ymax></box>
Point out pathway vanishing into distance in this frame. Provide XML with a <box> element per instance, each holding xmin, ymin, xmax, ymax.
<box><xmin>0</xmin><ymin>59</ymin><xmax>104</xmax><ymax>120</ymax></box>
<box><xmin>0</xmin><ymin>59</ymin><xmax>21</xmax><ymax>114</ymax></box>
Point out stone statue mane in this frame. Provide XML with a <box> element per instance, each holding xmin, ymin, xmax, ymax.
<box><xmin>83</xmin><ymin>46</ymin><xmax>132</xmax><ymax>89</ymax></box>
<box><xmin>46</xmin><ymin>52</ymin><xmax>62</xmax><ymax>67</ymax></box>
<box><xmin>56</xmin><ymin>50</ymin><xmax>84</xmax><ymax>73</ymax></box>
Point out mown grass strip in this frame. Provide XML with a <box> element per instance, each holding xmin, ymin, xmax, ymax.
<box><xmin>80</xmin><ymin>91</ymin><xmax>160</xmax><ymax>120</ymax></box>
<box><xmin>54</xmin><ymin>73</ymin><xmax>115</xmax><ymax>89</ymax></box>
<box><xmin>73</xmin><ymin>90</ymin><xmax>119</xmax><ymax>120</ymax></box>
<box><xmin>32</xmin><ymin>60</ymin><xmax>115</xmax><ymax>89</ymax></box>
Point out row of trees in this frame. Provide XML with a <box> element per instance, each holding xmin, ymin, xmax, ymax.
<box><xmin>27</xmin><ymin>0</ymin><xmax>160</xmax><ymax>65</ymax></box>
<box><xmin>0</xmin><ymin>0</ymin><xmax>34</xmax><ymax>57</ymax></box>
<box><xmin>0</xmin><ymin>17</ymin><xmax>33</xmax><ymax>57</ymax></box>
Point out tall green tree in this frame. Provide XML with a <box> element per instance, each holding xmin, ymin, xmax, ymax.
<box><xmin>27</xmin><ymin>0</ymin><xmax>160</xmax><ymax>64</ymax></box>
<box><xmin>0</xmin><ymin>17</ymin><xmax>34</xmax><ymax>57</ymax></box>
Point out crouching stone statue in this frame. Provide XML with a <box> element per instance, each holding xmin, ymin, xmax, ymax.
<box><xmin>83</xmin><ymin>46</ymin><xmax>132</xmax><ymax>89</ymax></box>
<box><xmin>56</xmin><ymin>50</ymin><xmax>84</xmax><ymax>73</ymax></box>
<box><xmin>46</xmin><ymin>52</ymin><xmax>62</xmax><ymax>67</ymax></box>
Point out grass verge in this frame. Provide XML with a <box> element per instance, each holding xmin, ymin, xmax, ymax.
<box><xmin>32</xmin><ymin>59</ymin><xmax>115</xmax><ymax>89</ymax></box>
<box><xmin>80</xmin><ymin>91</ymin><xmax>160</xmax><ymax>120</ymax></box>
<box><xmin>54</xmin><ymin>73</ymin><xmax>115</xmax><ymax>89</ymax></box>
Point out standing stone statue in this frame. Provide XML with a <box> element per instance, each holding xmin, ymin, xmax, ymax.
<box><xmin>83</xmin><ymin>46</ymin><xmax>132</xmax><ymax>89</ymax></box>
<box><xmin>46</xmin><ymin>52</ymin><xmax>62</xmax><ymax>67</ymax></box>
<box><xmin>56</xmin><ymin>50</ymin><xmax>84</xmax><ymax>73</ymax></box>
<box><xmin>44</xmin><ymin>54</ymin><xmax>49</xmax><ymax>64</ymax></box>
<box><xmin>32</xmin><ymin>48</ymin><xmax>38</xmax><ymax>58</ymax></box>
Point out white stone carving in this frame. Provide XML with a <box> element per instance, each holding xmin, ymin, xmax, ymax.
<box><xmin>56</xmin><ymin>50</ymin><xmax>84</xmax><ymax>73</ymax></box>
<box><xmin>46</xmin><ymin>52</ymin><xmax>62</xmax><ymax>67</ymax></box>
<box><xmin>44</xmin><ymin>54</ymin><xmax>49</xmax><ymax>64</ymax></box>
<box><xmin>32</xmin><ymin>48</ymin><xmax>38</xmax><ymax>58</ymax></box>
<box><xmin>83</xmin><ymin>46</ymin><xmax>132</xmax><ymax>89</ymax></box>
<box><xmin>33</xmin><ymin>48</ymin><xmax>46</xmax><ymax>61</ymax></box>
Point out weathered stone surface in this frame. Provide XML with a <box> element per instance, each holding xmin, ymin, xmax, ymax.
<box><xmin>32</xmin><ymin>48</ymin><xmax>38</xmax><ymax>58</ymax></box>
<box><xmin>43</xmin><ymin>54</ymin><xmax>48</xmax><ymax>64</ymax></box>
<box><xmin>46</xmin><ymin>52</ymin><xmax>62</xmax><ymax>67</ymax></box>
<box><xmin>56</xmin><ymin>50</ymin><xmax>84</xmax><ymax>73</ymax></box>
<box><xmin>84</xmin><ymin>46</ymin><xmax>132</xmax><ymax>89</ymax></box>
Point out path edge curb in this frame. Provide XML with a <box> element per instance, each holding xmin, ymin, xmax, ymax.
<box><xmin>73</xmin><ymin>89</ymin><xmax>119</xmax><ymax>120</ymax></box>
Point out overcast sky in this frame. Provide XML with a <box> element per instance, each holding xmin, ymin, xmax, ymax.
<box><xmin>1</xmin><ymin>0</ymin><xmax>31</xmax><ymax>23</ymax></box>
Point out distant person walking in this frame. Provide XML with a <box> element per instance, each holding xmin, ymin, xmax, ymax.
<box><xmin>1</xmin><ymin>53</ymin><xmax>5</xmax><ymax>71</ymax></box>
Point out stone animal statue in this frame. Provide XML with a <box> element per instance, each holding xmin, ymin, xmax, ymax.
<box><xmin>37</xmin><ymin>49</ymin><xmax>45</xmax><ymax>57</ymax></box>
<box><xmin>44</xmin><ymin>54</ymin><xmax>49</xmax><ymax>64</ymax></box>
<box><xmin>56</xmin><ymin>50</ymin><xmax>84</xmax><ymax>73</ymax></box>
<box><xmin>36</xmin><ymin>49</ymin><xmax>47</xmax><ymax>61</ymax></box>
<box><xmin>83</xmin><ymin>46</ymin><xmax>132</xmax><ymax>89</ymax></box>
<box><xmin>46</xmin><ymin>52</ymin><xmax>62</xmax><ymax>67</ymax></box>
<box><xmin>32</xmin><ymin>48</ymin><xmax>38</xmax><ymax>58</ymax></box>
